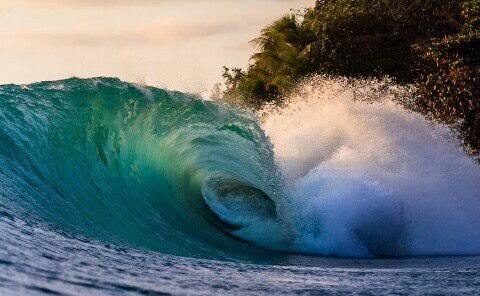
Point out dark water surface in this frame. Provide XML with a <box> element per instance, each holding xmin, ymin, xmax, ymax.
<box><xmin>1</xmin><ymin>216</ymin><xmax>480</xmax><ymax>296</ymax></box>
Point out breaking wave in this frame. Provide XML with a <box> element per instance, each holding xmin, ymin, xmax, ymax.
<box><xmin>0</xmin><ymin>76</ymin><xmax>478</xmax><ymax>260</ymax></box>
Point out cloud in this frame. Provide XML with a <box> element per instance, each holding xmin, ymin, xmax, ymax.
<box><xmin>1</xmin><ymin>0</ymin><xmax>313</xmax><ymax>89</ymax></box>
<box><xmin>17</xmin><ymin>0</ymin><xmax>310</xmax><ymax>8</ymax></box>
<box><xmin>16</xmin><ymin>0</ymin><xmax>161</xmax><ymax>7</ymax></box>
<box><xmin>139</xmin><ymin>20</ymin><xmax>250</xmax><ymax>41</ymax></box>
<box><xmin>19</xmin><ymin>19</ymin><xmax>253</xmax><ymax>47</ymax></box>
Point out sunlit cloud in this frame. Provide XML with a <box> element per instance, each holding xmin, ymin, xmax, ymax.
<box><xmin>20</xmin><ymin>20</ymin><xmax>251</xmax><ymax>46</ymax></box>
<box><xmin>0</xmin><ymin>0</ymin><xmax>313</xmax><ymax>91</ymax></box>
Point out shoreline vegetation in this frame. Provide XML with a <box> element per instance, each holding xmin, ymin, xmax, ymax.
<box><xmin>213</xmin><ymin>0</ymin><xmax>479</xmax><ymax>160</ymax></box>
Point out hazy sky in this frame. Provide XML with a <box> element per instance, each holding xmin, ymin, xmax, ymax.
<box><xmin>0</xmin><ymin>0</ymin><xmax>312</xmax><ymax>94</ymax></box>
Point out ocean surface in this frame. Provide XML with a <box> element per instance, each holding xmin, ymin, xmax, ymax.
<box><xmin>0</xmin><ymin>77</ymin><xmax>479</xmax><ymax>295</ymax></box>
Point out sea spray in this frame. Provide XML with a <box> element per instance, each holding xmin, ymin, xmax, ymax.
<box><xmin>262</xmin><ymin>76</ymin><xmax>480</xmax><ymax>257</ymax></box>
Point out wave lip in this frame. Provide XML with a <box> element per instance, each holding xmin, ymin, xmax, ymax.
<box><xmin>201</xmin><ymin>173</ymin><xmax>292</xmax><ymax>251</ymax></box>
<box><xmin>202</xmin><ymin>174</ymin><xmax>277</xmax><ymax>228</ymax></box>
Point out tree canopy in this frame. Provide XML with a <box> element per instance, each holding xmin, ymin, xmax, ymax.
<box><xmin>216</xmin><ymin>0</ymin><xmax>479</xmax><ymax>158</ymax></box>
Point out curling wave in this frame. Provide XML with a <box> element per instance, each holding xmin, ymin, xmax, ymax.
<box><xmin>0</xmin><ymin>76</ymin><xmax>479</xmax><ymax>260</ymax></box>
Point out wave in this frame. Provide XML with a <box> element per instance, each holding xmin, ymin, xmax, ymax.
<box><xmin>0</xmin><ymin>76</ymin><xmax>479</xmax><ymax>260</ymax></box>
<box><xmin>0</xmin><ymin>77</ymin><xmax>284</xmax><ymax>260</ymax></box>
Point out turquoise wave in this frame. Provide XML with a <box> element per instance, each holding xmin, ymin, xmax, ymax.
<box><xmin>0</xmin><ymin>77</ymin><xmax>285</xmax><ymax>260</ymax></box>
<box><xmin>3</xmin><ymin>77</ymin><xmax>479</xmax><ymax>261</ymax></box>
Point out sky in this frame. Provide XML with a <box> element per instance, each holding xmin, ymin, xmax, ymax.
<box><xmin>0</xmin><ymin>0</ymin><xmax>312</xmax><ymax>95</ymax></box>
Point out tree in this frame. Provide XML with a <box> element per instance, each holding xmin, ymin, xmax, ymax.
<box><xmin>216</xmin><ymin>0</ymin><xmax>479</xmax><ymax>158</ymax></box>
<box><xmin>413</xmin><ymin>0</ymin><xmax>480</xmax><ymax>157</ymax></box>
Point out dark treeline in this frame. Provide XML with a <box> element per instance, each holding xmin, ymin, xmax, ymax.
<box><xmin>215</xmin><ymin>0</ymin><xmax>479</xmax><ymax>158</ymax></box>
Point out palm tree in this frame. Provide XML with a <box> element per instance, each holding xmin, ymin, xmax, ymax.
<box><xmin>248</xmin><ymin>14</ymin><xmax>316</xmax><ymax>97</ymax></box>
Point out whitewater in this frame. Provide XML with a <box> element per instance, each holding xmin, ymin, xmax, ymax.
<box><xmin>0</xmin><ymin>76</ymin><xmax>479</xmax><ymax>295</ymax></box>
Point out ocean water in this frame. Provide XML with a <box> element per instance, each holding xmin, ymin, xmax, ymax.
<box><xmin>0</xmin><ymin>77</ymin><xmax>479</xmax><ymax>295</ymax></box>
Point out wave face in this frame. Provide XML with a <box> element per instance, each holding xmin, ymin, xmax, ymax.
<box><xmin>0</xmin><ymin>76</ymin><xmax>479</xmax><ymax>260</ymax></box>
<box><xmin>0</xmin><ymin>77</ymin><xmax>286</xmax><ymax>260</ymax></box>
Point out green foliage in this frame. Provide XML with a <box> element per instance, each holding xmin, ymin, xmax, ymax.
<box><xmin>221</xmin><ymin>14</ymin><xmax>316</xmax><ymax>108</ymax></box>
<box><xmin>217</xmin><ymin>0</ymin><xmax>479</xmax><ymax>156</ymax></box>
<box><xmin>305</xmin><ymin>0</ymin><xmax>462</xmax><ymax>80</ymax></box>
<box><xmin>413</xmin><ymin>0</ymin><xmax>480</xmax><ymax>157</ymax></box>
<box><xmin>219</xmin><ymin>0</ymin><xmax>467</xmax><ymax>107</ymax></box>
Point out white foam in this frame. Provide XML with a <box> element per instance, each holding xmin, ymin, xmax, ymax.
<box><xmin>262</xmin><ymin>76</ymin><xmax>480</xmax><ymax>257</ymax></box>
